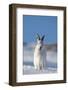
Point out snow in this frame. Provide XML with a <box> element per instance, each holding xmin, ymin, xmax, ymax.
<box><xmin>23</xmin><ymin>45</ymin><xmax>57</xmax><ymax>75</ymax></box>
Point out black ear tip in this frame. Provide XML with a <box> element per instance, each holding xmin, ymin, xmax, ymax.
<box><xmin>42</xmin><ymin>35</ymin><xmax>45</xmax><ymax>38</ymax></box>
<box><xmin>42</xmin><ymin>35</ymin><xmax>45</xmax><ymax>40</ymax></box>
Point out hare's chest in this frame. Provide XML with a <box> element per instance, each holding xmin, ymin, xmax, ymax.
<box><xmin>34</xmin><ymin>47</ymin><xmax>41</xmax><ymax>55</ymax></box>
<box><xmin>34</xmin><ymin>48</ymin><xmax>43</xmax><ymax>60</ymax></box>
<box><xmin>34</xmin><ymin>50</ymin><xmax>42</xmax><ymax>65</ymax></box>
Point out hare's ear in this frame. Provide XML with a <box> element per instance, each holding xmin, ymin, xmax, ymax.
<box><xmin>41</xmin><ymin>35</ymin><xmax>45</xmax><ymax>41</ymax></box>
<box><xmin>36</xmin><ymin>33</ymin><xmax>40</xmax><ymax>40</ymax></box>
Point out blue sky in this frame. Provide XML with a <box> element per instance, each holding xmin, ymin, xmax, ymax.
<box><xmin>23</xmin><ymin>15</ymin><xmax>57</xmax><ymax>44</ymax></box>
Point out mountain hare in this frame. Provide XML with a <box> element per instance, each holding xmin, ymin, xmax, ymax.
<box><xmin>34</xmin><ymin>34</ymin><xmax>46</xmax><ymax>70</ymax></box>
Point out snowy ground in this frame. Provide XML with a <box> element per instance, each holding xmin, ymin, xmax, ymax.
<box><xmin>23</xmin><ymin>45</ymin><xmax>57</xmax><ymax>75</ymax></box>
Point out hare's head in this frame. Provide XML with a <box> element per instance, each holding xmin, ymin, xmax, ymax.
<box><xmin>36</xmin><ymin>34</ymin><xmax>45</xmax><ymax>50</ymax></box>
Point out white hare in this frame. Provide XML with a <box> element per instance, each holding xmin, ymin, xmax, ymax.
<box><xmin>34</xmin><ymin>34</ymin><xmax>46</xmax><ymax>70</ymax></box>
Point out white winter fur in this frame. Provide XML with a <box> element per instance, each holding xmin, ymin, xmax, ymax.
<box><xmin>34</xmin><ymin>34</ymin><xmax>46</xmax><ymax>70</ymax></box>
